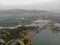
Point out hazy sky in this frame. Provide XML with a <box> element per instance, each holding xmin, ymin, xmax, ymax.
<box><xmin>0</xmin><ymin>0</ymin><xmax>60</xmax><ymax>11</ymax></box>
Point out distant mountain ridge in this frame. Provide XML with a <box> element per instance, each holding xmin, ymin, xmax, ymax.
<box><xmin>0</xmin><ymin>9</ymin><xmax>60</xmax><ymax>19</ymax></box>
<box><xmin>0</xmin><ymin>9</ymin><xmax>54</xmax><ymax>16</ymax></box>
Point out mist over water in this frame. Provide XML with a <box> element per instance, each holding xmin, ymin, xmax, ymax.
<box><xmin>32</xmin><ymin>29</ymin><xmax>60</xmax><ymax>45</ymax></box>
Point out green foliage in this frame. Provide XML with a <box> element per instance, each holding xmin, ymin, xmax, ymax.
<box><xmin>0</xmin><ymin>26</ymin><xmax>39</xmax><ymax>45</ymax></box>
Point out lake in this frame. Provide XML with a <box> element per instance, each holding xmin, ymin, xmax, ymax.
<box><xmin>32</xmin><ymin>29</ymin><xmax>60</xmax><ymax>45</ymax></box>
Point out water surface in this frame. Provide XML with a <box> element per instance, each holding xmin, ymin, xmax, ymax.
<box><xmin>32</xmin><ymin>29</ymin><xmax>60</xmax><ymax>45</ymax></box>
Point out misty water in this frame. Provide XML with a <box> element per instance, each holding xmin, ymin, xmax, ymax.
<box><xmin>32</xmin><ymin>29</ymin><xmax>60</xmax><ymax>45</ymax></box>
